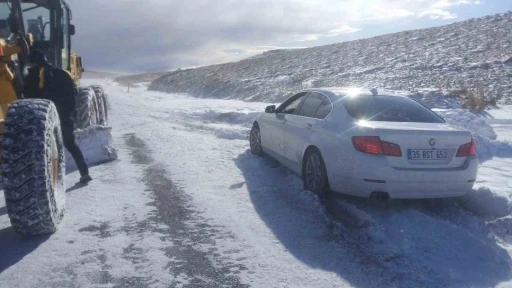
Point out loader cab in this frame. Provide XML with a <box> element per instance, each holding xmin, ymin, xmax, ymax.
<box><xmin>22</xmin><ymin>0</ymin><xmax>75</xmax><ymax>72</ymax></box>
<box><xmin>0</xmin><ymin>0</ymin><xmax>82</xmax><ymax>75</ymax></box>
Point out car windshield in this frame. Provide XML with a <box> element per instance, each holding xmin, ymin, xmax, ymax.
<box><xmin>342</xmin><ymin>95</ymin><xmax>445</xmax><ymax>123</ymax></box>
<box><xmin>0</xmin><ymin>2</ymin><xmax>50</xmax><ymax>40</ymax></box>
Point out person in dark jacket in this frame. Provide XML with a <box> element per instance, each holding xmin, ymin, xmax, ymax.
<box><xmin>24</xmin><ymin>49</ymin><xmax>92</xmax><ymax>184</ymax></box>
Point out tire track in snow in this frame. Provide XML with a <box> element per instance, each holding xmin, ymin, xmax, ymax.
<box><xmin>239</xmin><ymin>150</ymin><xmax>512</xmax><ymax>287</ymax></box>
<box><xmin>332</xmin><ymin>195</ymin><xmax>512</xmax><ymax>287</ymax></box>
<box><xmin>123</xmin><ymin>133</ymin><xmax>249</xmax><ymax>287</ymax></box>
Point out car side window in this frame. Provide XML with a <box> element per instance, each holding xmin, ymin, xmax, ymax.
<box><xmin>314</xmin><ymin>97</ymin><xmax>332</xmax><ymax>119</ymax></box>
<box><xmin>277</xmin><ymin>92</ymin><xmax>308</xmax><ymax>114</ymax></box>
<box><xmin>296</xmin><ymin>92</ymin><xmax>325</xmax><ymax>118</ymax></box>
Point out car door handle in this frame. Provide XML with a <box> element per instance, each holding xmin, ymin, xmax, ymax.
<box><xmin>305</xmin><ymin>123</ymin><xmax>313</xmax><ymax>130</ymax></box>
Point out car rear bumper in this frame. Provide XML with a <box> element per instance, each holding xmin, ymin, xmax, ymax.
<box><xmin>329</xmin><ymin>155</ymin><xmax>478</xmax><ymax>199</ymax></box>
<box><xmin>355</xmin><ymin>179</ymin><xmax>475</xmax><ymax>199</ymax></box>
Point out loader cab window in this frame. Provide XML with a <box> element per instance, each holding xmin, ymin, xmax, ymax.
<box><xmin>0</xmin><ymin>4</ymin><xmax>50</xmax><ymax>40</ymax></box>
<box><xmin>0</xmin><ymin>3</ymin><xmax>51</xmax><ymax>41</ymax></box>
<box><xmin>0</xmin><ymin>4</ymin><xmax>12</xmax><ymax>39</ymax></box>
<box><xmin>22</xmin><ymin>4</ymin><xmax>55</xmax><ymax>64</ymax></box>
<box><xmin>22</xmin><ymin>5</ymin><xmax>51</xmax><ymax>41</ymax></box>
<box><xmin>61</xmin><ymin>5</ymin><xmax>69</xmax><ymax>70</ymax></box>
<box><xmin>0</xmin><ymin>19</ymin><xmax>11</xmax><ymax>39</ymax></box>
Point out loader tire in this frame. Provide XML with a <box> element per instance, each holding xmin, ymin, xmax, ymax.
<box><xmin>90</xmin><ymin>85</ymin><xmax>109</xmax><ymax>110</ymax></box>
<box><xmin>90</xmin><ymin>85</ymin><xmax>108</xmax><ymax>125</ymax></box>
<box><xmin>76</xmin><ymin>87</ymin><xmax>98</xmax><ymax>129</ymax></box>
<box><xmin>2</xmin><ymin>99</ymin><xmax>66</xmax><ymax>235</ymax></box>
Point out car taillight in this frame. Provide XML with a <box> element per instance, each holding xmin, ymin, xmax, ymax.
<box><xmin>352</xmin><ymin>136</ymin><xmax>402</xmax><ymax>157</ymax></box>
<box><xmin>456</xmin><ymin>138</ymin><xmax>477</xmax><ymax>157</ymax></box>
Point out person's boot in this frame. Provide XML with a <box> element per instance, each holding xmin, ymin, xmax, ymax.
<box><xmin>80</xmin><ymin>174</ymin><xmax>92</xmax><ymax>184</ymax></box>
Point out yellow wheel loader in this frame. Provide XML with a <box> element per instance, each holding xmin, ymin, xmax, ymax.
<box><xmin>0</xmin><ymin>0</ymin><xmax>101</xmax><ymax>235</ymax></box>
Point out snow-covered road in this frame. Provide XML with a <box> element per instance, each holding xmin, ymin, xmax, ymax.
<box><xmin>1</xmin><ymin>80</ymin><xmax>512</xmax><ymax>287</ymax></box>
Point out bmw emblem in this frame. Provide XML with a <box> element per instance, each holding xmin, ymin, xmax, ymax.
<box><xmin>429</xmin><ymin>138</ymin><xmax>436</xmax><ymax>146</ymax></box>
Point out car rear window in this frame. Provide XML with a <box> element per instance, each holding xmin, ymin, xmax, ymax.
<box><xmin>342</xmin><ymin>95</ymin><xmax>445</xmax><ymax>123</ymax></box>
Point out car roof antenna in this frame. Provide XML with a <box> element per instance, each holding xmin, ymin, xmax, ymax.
<box><xmin>370</xmin><ymin>88</ymin><xmax>378</xmax><ymax>96</ymax></box>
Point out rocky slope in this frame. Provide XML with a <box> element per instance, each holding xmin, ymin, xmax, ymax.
<box><xmin>149</xmin><ymin>12</ymin><xmax>512</xmax><ymax>104</ymax></box>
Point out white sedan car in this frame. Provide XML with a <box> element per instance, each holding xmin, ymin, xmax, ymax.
<box><xmin>249</xmin><ymin>88</ymin><xmax>478</xmax><ymax>199</ymax></box>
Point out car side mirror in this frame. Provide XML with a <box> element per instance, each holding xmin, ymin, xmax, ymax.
<box><xmin>70</xmin><ymin>25</ymin><xmax>76</xmax><ymax>35</ymax></box>
<box><xmin>265</xmin><ymin>105</ymin><xmax>276</xmax><ymax>113</ymax></box>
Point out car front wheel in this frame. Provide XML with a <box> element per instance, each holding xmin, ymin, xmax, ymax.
<box><xmin>249</xmin><ymin>124</ymin><xmax>264</xmax><ymax>156</ymax></box>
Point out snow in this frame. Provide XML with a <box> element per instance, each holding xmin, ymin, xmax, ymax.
<box><xmin>0</xmin><ymin>137</ymin><xmax>160</xmax><ymax>286</ymax></box>
<box><xmin>433</xmin><ymin>108</ymin><xmax>512</xmax><ymax>162</ymax></box>
<box><xmin>473</xmin><ymin>106</ymin><xmax>512</xmax><ymax>196</ymax></box>
<box><xmin>65</xmin><ymin>125</ymin><xmax>118</xmax><ymax>173</ymax></box>
<box><xmin>115</xmin><ymin>82</ymin><xmax>512</xmax><ymax>286</ymax></box>
<box><xmin>2</xmin><ymin>79</ymin><xmax>512</xmax><ymax>287</ymax></box>
<box><xmin>459</xmin><ymin>187</ymin><xmax>511</xmax><ymax>220</ymax></box>
<box><xmin>435</xmin><ymin>108</ymin><xmax>497</xmax><ymax>140</ymax></box>
<box><xmin>273</xmin><ymin>75</ymin><xmax>293</xmax><ymax>84</ymax></box>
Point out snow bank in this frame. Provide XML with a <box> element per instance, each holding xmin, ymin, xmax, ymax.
<box><xmin>458</xmin><ymin>187</ymin><xmax>512</xmax><ymax>221</ymax></box>
<box><xmin>215</xmin><ymin>129</ymin><xmax>250</xmax><ymax>141</ymax></box>
<box><xmin>489</xmin><ymin>216</ymin><xmax>512</xmax><ymax>240</ymax></box>
<box><xmin>273</xmin><ymin>75</ymin><xmax>293</xmax><ymax>84</ymax></box>
<box><xmin>436</xmin><ymin>109</ymin><xmax>497</xmax><ymax>140</ymax></box>
<box><xmin>185</xmin><ymin>109</ymin><xmax>260</xmax><ymax>126</ymax></box>
<box><xmin>473</xmin><ymin>134</ymin><xmax>512</xmax><ymax>162</ymax></box>
<box><xmin>435</xmin><ymin>109</ymin><xmax>512</xmax><ymax>162</ymax></box>
<box><xmin>65</xmin><ymin>126</ymin><xmax>118</xmax><ymax>173</ymax></box>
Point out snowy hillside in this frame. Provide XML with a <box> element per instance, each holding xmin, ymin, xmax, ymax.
<box><xmin>82</xmin><ymin>70</ymin><xmax>119</xmax><ymax>80</ymax></box>
<box><xmin>149</xmin><ymin>12</ymin><xmax>512</xmax><ymax>104</ymax></box>
<box><xmin>114</xmin><ymin>71</ymin><xmax>169</xmax><ymax>87</ymax></box>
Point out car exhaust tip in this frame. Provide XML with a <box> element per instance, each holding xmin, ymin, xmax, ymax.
<box><xmin>370</xmin><ymin>192</ymin><xmax>390</xmax><ymax>200</ymax></box>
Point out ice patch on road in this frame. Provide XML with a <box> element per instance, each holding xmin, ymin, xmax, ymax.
<box><xmin>65</xmin><ymin>125</ymin><xmax>118</xmax><ymax>173</ymax></box>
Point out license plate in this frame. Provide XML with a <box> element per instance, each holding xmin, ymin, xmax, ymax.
<box><xmin>408</xmin><ymin>149</ymin><xmax>448</xmax><ymax>160</ymax></box>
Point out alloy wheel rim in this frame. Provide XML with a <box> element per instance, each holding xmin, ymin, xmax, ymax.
<box><xmin>250</xmin><ymin>128</ymin><xmax>261</xmax><ymax>152</ymax></box>
<box><xmin>305</xmin><ymin>154</ymin><xmax>322</xmax><ymax>191</ymax></box>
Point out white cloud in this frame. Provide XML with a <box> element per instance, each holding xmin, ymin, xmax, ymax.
<box><xmin>324</xmin><ymin>25</ymin><xmax>361</xmax><ymax>37</ymax></box>
<box><xmin>418</xmin><ymin>9</ymin><xmax>457</xmax><ymax>19</ymax></box>
<box><xmin>368</xmin><ymin>6</ymin><xmax>415</xmax><ymax>20</ymax></box>
<box><xmin>432</xmin><ymin>0</ymin><xmax>471</xmax><ymax>8</ymax></box>
<box><xmin>64</xmin><ymin>0</ymin><xmax>478</xmax><ymax>72</ymax></box>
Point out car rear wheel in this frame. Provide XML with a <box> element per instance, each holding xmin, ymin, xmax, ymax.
<box><xmin>303</xmin><ymin>149</ymin><xmax>330</xmax><ymax>198</ymax></box>
<box><xmin>250</xmin><ymin>124</ymin><xmax>264</xmax><ymax>156</ymax></box>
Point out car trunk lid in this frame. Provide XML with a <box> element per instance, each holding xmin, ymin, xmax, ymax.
<box><xmin>358</xmin><ymin>121</ymin><xmax>473</xmax><ymax>169</ymax></box>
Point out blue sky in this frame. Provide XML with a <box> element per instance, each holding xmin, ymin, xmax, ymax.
<box><xmin>66</xmin><ymin>0</ymin><xmax>511</xmax><ymax>73</ymax></box>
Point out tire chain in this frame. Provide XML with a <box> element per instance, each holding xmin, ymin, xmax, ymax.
<box><xmin>2</xmin><ymin>99</ymin><xmax>66</xmax><ymax>235</ymax></box>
